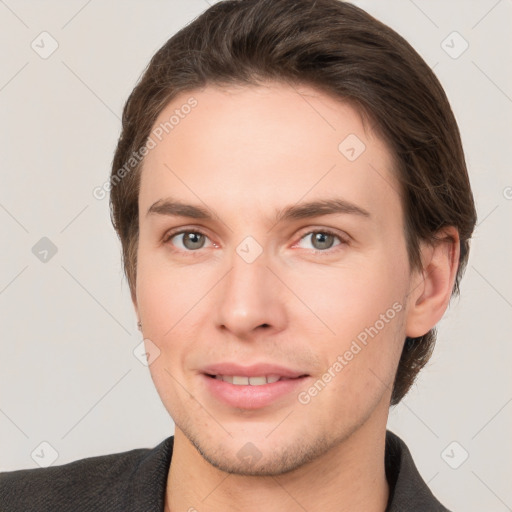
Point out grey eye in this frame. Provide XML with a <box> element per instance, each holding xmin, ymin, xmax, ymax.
<box><xmin>173</xmin><ymin>231</ymin><xmax>207</xmax><ymax>250</ymax></box>
<box><xmin>310</xmin><ymin>232</ymin><xmax>336</xmax><ymax>250</ymax></box>
<box><xmin>297</xmin><ymin>231</ymin><xmax>342</xmax><ymax>251</ymax></box>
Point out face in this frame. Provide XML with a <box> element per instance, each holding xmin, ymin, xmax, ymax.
<box><xmin>135</xmin><ymin>82</ymin><xmax>416</xmax><ymax>476</ymax></box>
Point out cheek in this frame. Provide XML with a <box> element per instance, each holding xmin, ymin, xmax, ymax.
<box><xmin>287</xmin><ymin>256</ymin><xmax>407</xmax><ymax>341</ymax></box>
<box><xmin>136</xmin><ymin>259</ymin><xmax>205</xmax><ymax>336</ymax></box>
<box><xmin>135</xmin><ymin>254</ymin><xmax>205</xmax><ymax>397</ymax></box>
<box><xmin>285</xmin><ymin>247</ymin><xmax>409</xmax><ymax>400</ymax></box>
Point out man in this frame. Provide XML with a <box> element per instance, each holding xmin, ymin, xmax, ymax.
<box><xmin>0</xmin><ymin>0</ymin><xmax>476</xmax><ymax>510</ymax></box>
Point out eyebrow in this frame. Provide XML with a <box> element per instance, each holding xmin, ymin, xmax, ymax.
<box><xmin>146</xmin><ymin>197</ymin><xmax>371</xmax><ymax>223</ymax></box>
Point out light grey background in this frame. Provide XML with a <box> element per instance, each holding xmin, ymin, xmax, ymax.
<box><xmin>1</xmin><ymin>0</ymin><xmax>511</xmax><ymax>510</ymax></box>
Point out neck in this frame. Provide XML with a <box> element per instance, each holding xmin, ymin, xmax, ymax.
<box><xmin>165</xmin><ymin>413</ymin><xmax>390</xmax><ymax>512</ymax></box>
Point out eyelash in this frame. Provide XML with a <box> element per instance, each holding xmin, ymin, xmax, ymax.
<box><xmin>162</xmin><ymin>227</ymin><xmax>349</xmax><ymax>257</ymax></box>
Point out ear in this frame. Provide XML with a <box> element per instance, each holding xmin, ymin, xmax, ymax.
<box><xmin>405</xmin><ymin>226</ymin><xmax>460</xmax><ymax>338</ymax></box>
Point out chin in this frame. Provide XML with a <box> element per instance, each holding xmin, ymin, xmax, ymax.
<box><xmin>185</xmin><ymin>425</ymin><xmax>336</xmax><ymax>477</ymax></box>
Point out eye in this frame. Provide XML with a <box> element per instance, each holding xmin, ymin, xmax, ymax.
<box><xmin>164</xmin><ymin>230</ymin><xmax>213</xmax><ymax>251</ymax></box>
<box><xmin>162</xmin><ymin>228</ymin><xmax>347</xmax><ymax>255</ymax></box>
<box><xmin>296</xmin><ymin>230</ymin><xmax>346</xmax><ymax>252</ymax></box>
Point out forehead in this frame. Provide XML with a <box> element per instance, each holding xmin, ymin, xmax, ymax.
<box><xmin>139</xmin><ymin>82</ymin><xmax>402</xmax><ymax>226</ymax></box>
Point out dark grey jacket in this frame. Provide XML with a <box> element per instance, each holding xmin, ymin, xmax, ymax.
<box><xmin>0</xmin><ymin>430</ymin><xmax>450</xmax><ymax>511</ymax></box>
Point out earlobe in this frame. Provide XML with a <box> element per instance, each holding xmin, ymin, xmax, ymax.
<box><xmin>405</xmin><ymin>227</ymin><xmax>460</xmax><ymax>338</ymax></box>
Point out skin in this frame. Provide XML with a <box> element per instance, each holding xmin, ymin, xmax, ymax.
<box><xmin>133</xmin><ymin>82</ymin><xmax>459</xmax><ymax>512</ymax></box>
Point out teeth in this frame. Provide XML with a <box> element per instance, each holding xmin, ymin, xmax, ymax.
<box><xmin>233</xmin><ymin>376</ymin><xmax>249</xmax><ymax>385</ymax></box>
<box><xmin>214</xmin><ymin>375</ymin><xmax>283</xmax><ymax>385</ymax></box>
<box><xmin>249</xmin><ymin>376</ymin><xmax>267</xmax><ymax>386</ymax></box>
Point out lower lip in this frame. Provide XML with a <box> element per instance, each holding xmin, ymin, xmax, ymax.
<box><xmin>201</xmin><ymin>374</ymin><xmax>309</xmax><ymax>410</ymax></box>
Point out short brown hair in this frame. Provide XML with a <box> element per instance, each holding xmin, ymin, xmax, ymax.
<box><xmin>109</xmin><ymin>0</ymin><xmax>477</xmax><ymax>405</ymax></box>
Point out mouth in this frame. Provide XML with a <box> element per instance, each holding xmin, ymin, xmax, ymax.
<box><xmin>200</xmin><ymin>367</ymin><xmax>311</xmax><ymax>409</ymax></box>
<box><xmin>204</xmin><ymin>374</ymin><xmax>308</xmax><ymax>385</ymax></box>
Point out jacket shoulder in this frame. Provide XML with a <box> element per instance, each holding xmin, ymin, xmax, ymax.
<box><xmin>0</xmin><ymin>446</ymin><xmax>151</xmax><ymax>512</ymax></box>
<box><xmin>385</xmin><ymin>430</ymin><xmax>452</xmax><ymax>512</ymax></box>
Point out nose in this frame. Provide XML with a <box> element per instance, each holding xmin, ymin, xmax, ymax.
<box><xmin>214</xmin><ymin>248</ymin><xmax>287</xmax><ymax>339</ymax></box>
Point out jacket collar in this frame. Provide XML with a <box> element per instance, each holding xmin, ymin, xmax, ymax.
<box><xmin>384</xmin><ymin>430</ymin><xmax>450</xmax><ymax>511</ymax></box>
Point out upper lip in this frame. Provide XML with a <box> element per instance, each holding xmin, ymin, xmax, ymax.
<box><xmin>201</xmin><ymin>362</ymin><xmax>308</xmax><ymax>378</ymax></box>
